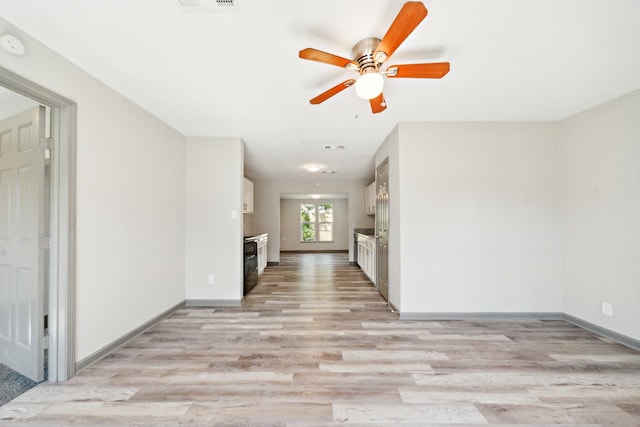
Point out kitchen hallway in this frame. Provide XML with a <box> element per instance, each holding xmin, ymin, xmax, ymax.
<box><xmin>0</xmin><ymin>252</ymin><xmax>639</xmax><ymax>425</ymax></box>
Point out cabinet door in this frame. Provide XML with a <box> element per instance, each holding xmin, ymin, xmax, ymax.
<box><xmin>257</xmin><ymin>235</ymin><xmax>268</xmax><ymax>273</ymax></box>
<box><xmin>243</xmin><ymin>177</ymin><xmax>254</xmax><ymax>214</ymax></box>
<box><xmin>369</xmin><ymin>184</ymin><xmax>376</xmax><ymax>214</ymax></box>
<box><xmin>364</xmin><ymin>185</ymin><xmax>370</xmax><ymax>214</ymax></box>
<box><xmin>364</xmin><ymin>249</ymin><xmax>369</xmax><ymax>281</ymax></box>
<box><xmin>364</xmin><ymin>182</ymin><xmax>376</xmax><ymax>215</ymax></box>
<box><xmin>364</xmin><ymin>245</ymin><xmax>371</xmax><ymax>277</ymax></box>
<box><xmin>367</xmin><ymin>242</ymin><xmax>373</xmax><ymax>281</ymax></box>
<box><xmin>257</xmin><ymin>244</ymin><xmax>264</xmax><ymax>273</ymax></box>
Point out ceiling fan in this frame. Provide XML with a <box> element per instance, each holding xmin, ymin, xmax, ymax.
<box><xmin>299</xmin><ymin>1</ymin><xmax>450</xmax><ymax>114</ymax></box>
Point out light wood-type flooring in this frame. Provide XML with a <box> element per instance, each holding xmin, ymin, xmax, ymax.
<box><xmin>1</xmin><ymin>252</ymin><xmax>639</xmax><ymax>426</ymax></box>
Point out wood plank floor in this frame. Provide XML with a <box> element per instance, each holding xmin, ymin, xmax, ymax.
<box><xmin>1</xmin><ymin>252</ymin><xmax>639</xmax><ymax>425</ymax></box>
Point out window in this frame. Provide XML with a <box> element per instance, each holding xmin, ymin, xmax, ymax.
<box><xmin>300</xmin><ymin>203</ymin><xmax>333</xmax><ymax>242</ymax></box>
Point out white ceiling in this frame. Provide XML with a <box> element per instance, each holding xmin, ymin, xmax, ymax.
<box><xmin>2</xmin><ymin>0</ymin><xmax>639</xmax><ymax>181</ymax></box>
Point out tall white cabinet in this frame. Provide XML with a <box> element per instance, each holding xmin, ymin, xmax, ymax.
<box><xmin>243</xmin><ymin>177</ymin><xmax>254</xmax><ymax>214</ymax></box>
<box><xmin>364</xmin><ymin>181</ymin><xmax>376</xmax><ymax>215</ymax></box>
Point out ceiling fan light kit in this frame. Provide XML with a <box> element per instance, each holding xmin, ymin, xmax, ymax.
<box><xmin>352</xmin><ymin>37</ymin><xmax>385</xmax><ymax>100</ymax></box>
<box><xmin>355</xmin><ymin>71</ymin><xmax>384</xmax><ymax>100</ymax></box>
<box><xmin>299</xmin><ymin>1</ymin><xmax>449</xmax><ymax>113</ymax></box>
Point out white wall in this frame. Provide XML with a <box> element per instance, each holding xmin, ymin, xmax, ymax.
<box><xmin>280</xmin><ymin>198</ymin><xmax>349</xmax><ymax>251</ymax></box>
<box><xmin>0</xmin><ymin>87</ymin><xmax>38</xmax><ymax>119</ymax></box>
<box><xmin>390</xmin><ymin>122</ymin><xmax>562</xmax><ymax>314</ymax></box>
<box><xmin>242</xmin><ymin>210</ymin><xmax>254</xmax><ymax>237</ymax></box>
<box><xmin>0</xmin><ymin>18</ymin><xmax>186</xmax><ymax>361</ymax></box>
<box><xmin>185</xmin><ymin>137</ymin><xmax>243</xmax><ymax>303</ymax></box>
<box><xmin>251</xmin><ymin>179</ymin><xmax>374</xmax><ymax>263</ymax></box>
<box><xmin>559</xmin><ymin>89</ymin><xmax>640</xmax><ymax>341</ymax></box>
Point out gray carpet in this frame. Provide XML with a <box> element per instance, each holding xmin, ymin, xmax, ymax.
<box><xmin>0</xmin><ymin>363</ymin><xmax>38</xmax><ymax>407</ymax></box>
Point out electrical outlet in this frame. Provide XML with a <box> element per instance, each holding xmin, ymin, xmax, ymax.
<box><xmin>601</xmin><ymin>302</ymin><xmax>613</xmax><ymax>317</ymax></box>
<box><xmin>208</xmin><ymin>275</ymin><xmax>215</xmax><ymax>285</ymax></box>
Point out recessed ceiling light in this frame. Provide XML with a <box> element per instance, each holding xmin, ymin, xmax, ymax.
<box><xmin>1</xmin><ymin>34</ymin><xmax>26</xmax><ymax>56</ymax></box>
<box><xmin>176</xmin><ymin>0</ymin><xmax>241</xmax><ymax>12</ymax></box>
<box><xmin>322</xmin><ymin>170</ymin><xmax>336</xmax><ymax>174</ymax></box>
<box><xmin>305</xmin><ymin>164</ymin><xmax>323</xmax><ymax>172</ymax></box>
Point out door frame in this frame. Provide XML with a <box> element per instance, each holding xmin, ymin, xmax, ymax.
<box><xmin>0</xmin><ymin>66</ymin><xmax>76</xmax><ymax>382</ymax></box>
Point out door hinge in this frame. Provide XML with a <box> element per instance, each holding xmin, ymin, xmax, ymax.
<box><xmin>42</xmin><ymin>335</ymin><xmax>50</xmax><ymax>349</ymax></box>
<box><xmin>40</xmin><ymin>136</ymin><xmax>53</xmax><ymax>151</ymax></box>
<box><xmin>40</xmin><ymin>236</ymin><xmax>54</xmax><ymax>250</ymax></box>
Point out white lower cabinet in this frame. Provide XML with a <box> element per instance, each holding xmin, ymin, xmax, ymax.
<box><xmin>257</xmin><ymin>234</ymin><xmax>268</xmax><ymax>274</ymax></box>
<box><xmin>356</xmin><ymin>234</ymin><xmax>376</xmax><ymax>284</ymax></box>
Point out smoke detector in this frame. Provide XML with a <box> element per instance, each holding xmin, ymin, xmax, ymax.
<box><xmin>1</xmin><ymin>34</ymin><xmax>25</xmax><ymax>56</ymax></box>
<box><xmin>176</xmin><ymin>0</ymin><xmax>241</xmax><ymax>12</ymax></box>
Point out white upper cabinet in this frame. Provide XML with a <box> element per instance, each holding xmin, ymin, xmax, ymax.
<box><xmin>243</xmin><ymin>177</ymin><xmax>254</xmax><ymax>214</ymax></box>
<box><xmin>364</xmin><ymin>181</ymin><xmax>376</xmax><ymax>215</ymax></box>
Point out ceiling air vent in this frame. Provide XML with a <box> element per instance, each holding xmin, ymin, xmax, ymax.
<box><xmin>323</xmin><ymin>145</ymin><xmax>345</xmax><ymax>150</ymax></box>
<box><xmin>176</xmin><ymin>0</ymin><xmax>241</xmax><ymax>12</ymax></box>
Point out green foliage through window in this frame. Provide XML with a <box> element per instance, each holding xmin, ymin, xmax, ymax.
<box><xmin>300</xmin><ymin>203</ymin><xmax>333</xmax><ymax>242</ymax></box>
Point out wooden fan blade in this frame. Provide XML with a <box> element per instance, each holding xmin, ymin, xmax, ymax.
<box><xmin>299</xmin><ymin>48</ymin><xmax>356</xmax><ymax>68</ymax></box>
<box><xmin>374</xmin><ymin>2</ymin><xmax>428</xmax><ymax>62</ymax></box>
<box><xmin>386</xmin><ymin>62</ymin><xmax>450</xmax><ymax>78</ymax></box>
<box><xmin>310</xmin><ymin>79</ymin><xmax>356</xmax><ymax>104</ymax></box>
<box><xmin>369</xmin><ymin>92</ymin><xmax>387</xmax><ymax>114</ymax></box>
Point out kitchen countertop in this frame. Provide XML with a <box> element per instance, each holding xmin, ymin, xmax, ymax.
<box><xmin>354</xmin><ymin>228</ymin><xmax>374</xmax><ymax>236</ymax></box>
<box><xmin>356</xmin><ymin>233</ymin><xmax>376</xmax><ymax>240</ymax></box>
<box><xmin>244</xmin><ymin>233</ymin><xmax>268</xmax><ymax>241</ymax></box>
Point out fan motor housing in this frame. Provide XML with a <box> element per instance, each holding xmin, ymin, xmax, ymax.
<box><xmin>352</xmin><ymin>37</ymin><xmax>381</xmax><ymax>74</ymax></box>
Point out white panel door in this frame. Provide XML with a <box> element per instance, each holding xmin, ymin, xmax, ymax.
<box><xmin>0</xmin><ymin>106</ymin><xmax>46</xmax><ymax>381</ymax></box>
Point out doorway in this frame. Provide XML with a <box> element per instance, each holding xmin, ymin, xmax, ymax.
<box><xmin>0</xmin><ymin>102</ymin><xmax>48</xmax><ymax>382</ymax></box>
<box><xmin>0</xmin><ymin>66</ymin><xmax>76</xmax><ymax>382</ymax></box>
<box><xmin>279</xmin><ymin>193</ymin><xmax>349</xmax><ymax>253</ymax></box>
